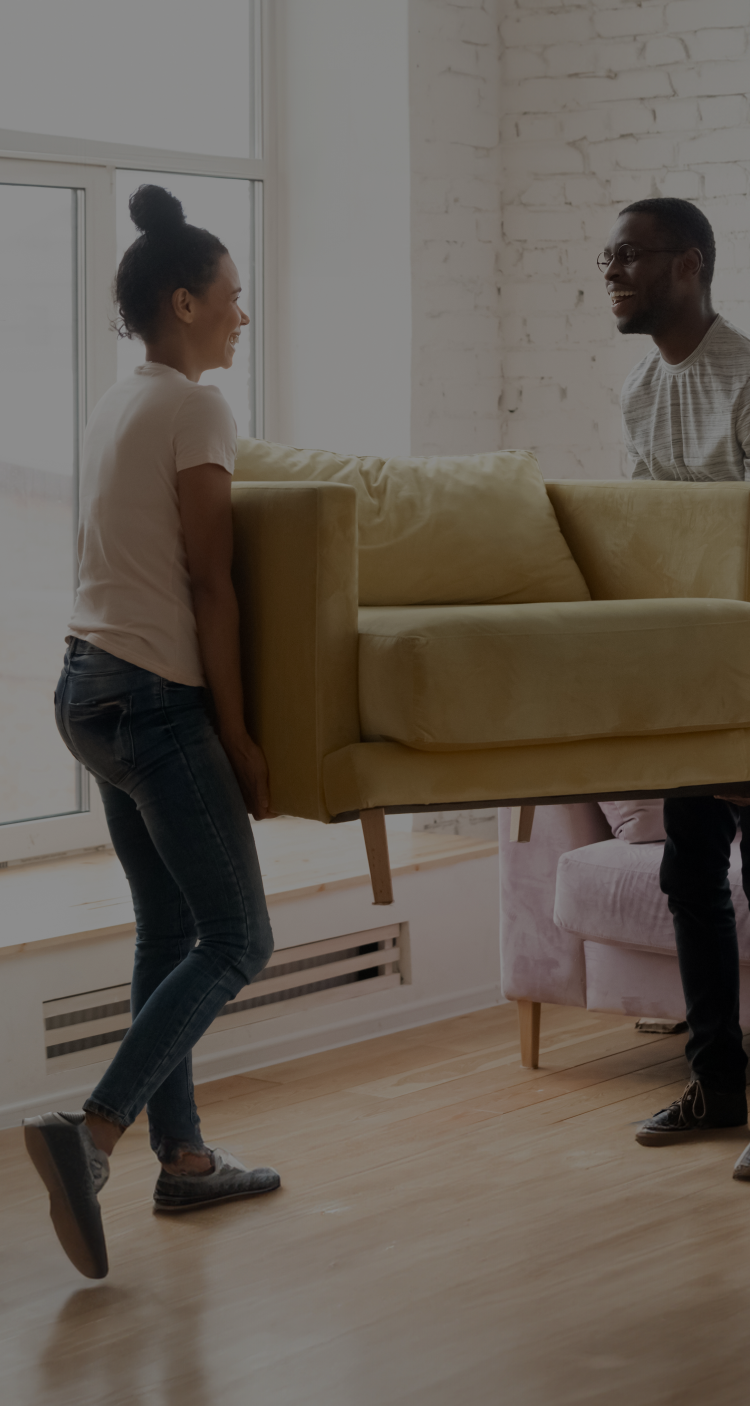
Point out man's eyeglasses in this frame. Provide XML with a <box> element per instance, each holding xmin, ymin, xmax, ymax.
<box><xmin>597</xmin><ymin>243</ymin><xmax>679</xmax><ymax>273</ymax></box>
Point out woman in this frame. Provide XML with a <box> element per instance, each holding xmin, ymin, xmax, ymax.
<box><xmin>24</xmin><ymin>186</ymin><xmax>279</xmax><ymax>1280</ymax></box>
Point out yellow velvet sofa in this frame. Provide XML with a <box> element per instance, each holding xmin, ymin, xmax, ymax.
<box><xmin>231</xmin><ymin>439</ymin><xmax>750</xmax><ymax>904</ymax></box>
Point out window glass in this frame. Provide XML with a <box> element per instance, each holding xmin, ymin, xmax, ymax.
<box><xmin>0</xmin><ymin>1</ymin><xmax>252</xmax><ymax>159</ymax></box>
<box><xmin>116</xmin><ymin>171</ymin><xmax>256</xmax><ymax>437</ymax></box>
<box><xmin>0</xmin><ymin>184</ymin><xmax>81</xmax><ymax>825</ymax></box>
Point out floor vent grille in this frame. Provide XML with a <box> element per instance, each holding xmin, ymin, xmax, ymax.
<box><xmin>44</xmin><ymin>924</ymin><xmax>404</xmax><ymax>1071</ymax></box>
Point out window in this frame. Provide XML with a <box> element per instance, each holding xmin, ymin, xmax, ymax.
<box><xmin>0</xmin><ymin>1</ymin><xmax>258</xmax><ymax>159</ymax></box>
<box><xmin>0</xmin><ymin>1</ymin><xmax>268</xmax><ymax>863</ymax></box>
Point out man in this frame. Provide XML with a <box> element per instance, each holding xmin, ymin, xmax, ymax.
<box><xmin>603</xmin><ymin>196</ymin><xmax>750</xmax><ymax>1173</ymax></box>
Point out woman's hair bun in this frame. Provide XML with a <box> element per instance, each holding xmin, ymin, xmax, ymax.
<box><xmin>116</xmin><ymin>185</ymin><xmax>227</xmax><ymax>340</ymax></box>
<box><xmin>129</xmin><ymin>184</ymin><xmax>186</xmax><ymax>239</ymax></box>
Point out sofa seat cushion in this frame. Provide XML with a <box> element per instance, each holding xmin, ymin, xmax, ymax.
<box><xmin>234</xmin><ymin>439</ymin><xmax>590</xmax><ymax>607</ymax></box>
<box><xmin>358</xmin><ymin>597</ymin><xmax>750</xmax><ymax>751</ymax></box>
<box><xmin>554</xmin><ymin>836</ymin><xmax>750</xmax><ymax>963</ymax></box>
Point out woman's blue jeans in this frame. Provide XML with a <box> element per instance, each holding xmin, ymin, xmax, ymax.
<box><xmin>55</xmin><ymin>639</ymin><xmax>274</xmax><ymax>1164</ymax></box>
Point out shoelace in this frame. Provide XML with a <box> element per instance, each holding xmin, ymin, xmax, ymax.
<box><xmin>665</xmin><ymin>1080</ymin><xmax>706</xmax><ymax>1129</ymax></box>
<box><xmin>59</xmin><ymin>1114</ymin><xmax>109</xmax><ymax>1193</ymax></box>
<box><xmin>85</xmin><ymin>1143</ymin><xmax>110</xmax><ymax>1194</ymax></box>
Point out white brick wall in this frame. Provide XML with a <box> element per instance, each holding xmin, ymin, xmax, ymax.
<box><xmin>409</xmin><ymin>0</ymin><xmax>503</xmax><ymax>455</ymax></box>
<box><xmin>500</xmin><ymin>0</ymin><xmax>750</xmax><ymax>479</ymax></box>
<box><xmin>408</xmin><ymin>2</ymin><xmax>749</xmax><ymax>473</ymax></box>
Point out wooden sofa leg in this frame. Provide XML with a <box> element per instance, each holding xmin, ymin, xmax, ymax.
<box><xmin>509</xmin><ymin>805</ymin><xmax>535</xmax><ymax>842</ymax></box>
<box><xmin>518</xmin><ymin>999</ymin><xmax>541</xmax><ymax>1069</ymax></box>
<box><xmin>360</xmin><ymin>808</ymin><xmax>394</xmax><ymax>905</ymax></box>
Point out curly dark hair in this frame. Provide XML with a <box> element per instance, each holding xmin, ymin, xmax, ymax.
<box><xmin>114</xmin><ymin>185</ymin><xmax>228</xmax><ymax>340</ymax></box>
<box><xmin>620</xmin><ymin>197</ymin><xmax>716</xmax><ymax>288</ymax></box>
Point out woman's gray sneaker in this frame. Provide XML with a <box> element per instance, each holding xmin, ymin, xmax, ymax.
<box><xmin>635</xmin><ymin>1079</ymin><xmax>748</xmax><ymax>1146</ymax></box>
<box><xmin>153</xmin><ymin>1147</ymin><xmax>280</xmax><ymax>1212</ymax></box>
<box><xmin>23</xmin><ymin>1111</ymin><xmax>110</xmax><ymax>1279</ymax></box>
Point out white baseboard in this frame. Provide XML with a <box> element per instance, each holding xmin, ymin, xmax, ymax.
<box><xmin>1</xmin><ymin>984</ymin><xmax>504</xmax><ymax>1131</ymax></box>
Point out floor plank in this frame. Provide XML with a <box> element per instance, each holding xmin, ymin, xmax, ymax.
<box><xmin>2</xmin><ymin>1003</ymin><xmax>748</xmax><ymax>1405</ymax></box>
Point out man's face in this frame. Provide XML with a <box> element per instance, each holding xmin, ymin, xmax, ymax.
<box><xmin>601</xmin><ymin>213</ymin><xmax>683</xmax><ymax>336</ymax></box>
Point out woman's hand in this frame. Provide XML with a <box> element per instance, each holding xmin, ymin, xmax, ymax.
<box><xmin>714</xmin><ymin>792</ymin><xmax>750</xmax><ymax>807</ymax></box>
<box><xmin>177</xmin><ymin>464</ymin><xmax>275</xmax><ymax>821</ymax></box>
<box><xmin>222</xmin><ymin>732</ymin><xmax>274</xmax><ymax>820</ymax></box>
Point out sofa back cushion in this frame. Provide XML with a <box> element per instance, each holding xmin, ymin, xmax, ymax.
<box><xmin>234</xmin><ymin>439</ymin><xmax>590</xmax><ymax>607</ymax></box>
<box><xmin>546</xmin><ymin>480</ymin><xmax>750</xmax><ymax>601</ymax></box>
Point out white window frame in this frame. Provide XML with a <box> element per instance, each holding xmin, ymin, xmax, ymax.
<box><xmin>0</xmin><ymin>0</ymin><xmax>273</xmax><ymax>865</ymax></box>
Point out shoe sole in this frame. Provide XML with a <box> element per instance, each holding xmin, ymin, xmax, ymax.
<box><xmin>24</xmin><ymin>1125</ymin><xmax>108</xmax><ymax>1279</ymax></box>
<box><xmin>636</xmin><ymin>1123</ymin><xmax>748</xmax><ymax>1147</ymax></box>
<box><xmin>153</xmin><ymin>1181</ymin><xmax>281</xmax><ymax>1213</ymax></box>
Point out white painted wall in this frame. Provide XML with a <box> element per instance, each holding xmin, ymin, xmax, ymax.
<box><xmin>0</xmin><ymin>854</ymin><xmax>500</xmax><ymax>1127</ymax></box>
<box><xmin>273</xmin><ymin>0</ymin><xmax>412</xmax><ymax>457</ymax></box>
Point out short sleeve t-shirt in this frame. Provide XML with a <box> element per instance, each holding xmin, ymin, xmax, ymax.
<box><xmin>68</xmin><ymin>362</ymin><xmax>236</xmax><ymax>686</ymax></box>
<box><xmin>620</xmin><ymin>315</ymin><xmax>750</xmax><ymax>482</ymax></box>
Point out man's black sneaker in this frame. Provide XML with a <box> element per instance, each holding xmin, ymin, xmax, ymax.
<box><xmin>635</xmin><ymin>1079</ymin><xmax>748</xmax><ymax>1146</ymax></box>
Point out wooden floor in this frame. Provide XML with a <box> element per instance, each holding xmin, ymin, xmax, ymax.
<box><xmin>2</xmin><ymin>1004</ymin><xmax>749</xmax><ymax>1406</ymax></box>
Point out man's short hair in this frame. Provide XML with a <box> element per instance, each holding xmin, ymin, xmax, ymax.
<box><xmin>620</xmin><ymin>197</ymin><xmax>716</xmax><ymax>287</ymax></box>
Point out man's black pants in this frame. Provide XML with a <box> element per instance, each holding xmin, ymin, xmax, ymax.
<box><xmin>661</xmin><ymin>797</ymin><xmax>749</xmax><ymax>1093</ymax></box>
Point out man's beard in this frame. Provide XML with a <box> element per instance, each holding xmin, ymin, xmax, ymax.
<box><xmin>616</xmin><ymin>271</ymin><xmax>675</xmax><ymax>336</ymax></box>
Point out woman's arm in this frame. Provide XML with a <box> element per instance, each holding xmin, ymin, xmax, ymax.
<box><xmin>177</xmin><ymin>462</ymin><xmax>272</xmax><ymax>820</ymax></box>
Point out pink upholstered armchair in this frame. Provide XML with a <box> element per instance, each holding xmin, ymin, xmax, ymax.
<box><xmin>499</xmin><ymin>802</ymin><xmax>750</xmax><ymax>1068</ymax></box>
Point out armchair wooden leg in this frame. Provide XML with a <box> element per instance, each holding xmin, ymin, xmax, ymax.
<box><xmin>518</xmin><ymin>999</ymin><xmax>541</xmax><ymax>1069</ymax></box>
<box><xmin>359</xmin><ymin>808</ymin><xmax>394</xmax><ymax>905</ymax></box>
<box><xmin>509</xmin><ymin>805</ymin><xmax>535</xmax><ymax>842</ymax></box>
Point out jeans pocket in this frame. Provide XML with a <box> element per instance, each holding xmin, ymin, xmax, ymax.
<box><xmin>65</xmin><ymin>696</ymin><xmax>135</xmax><ymax>784</ymax></box>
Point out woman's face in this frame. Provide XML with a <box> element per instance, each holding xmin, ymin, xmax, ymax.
<box><xmin>190</xmin><ymin>253</ymin><xmax>249</xmax><ymax>371</ymax></box>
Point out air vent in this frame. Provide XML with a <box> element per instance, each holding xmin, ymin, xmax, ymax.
<box><xmin>44</xmin><ymin>923</ymin><xmax>405</xmax><ymax>1071</ymax></box>
<box><xmin>44</xmin><ymin>985</ymin><xmax>131</xmax><ymax>1070</ymax></box>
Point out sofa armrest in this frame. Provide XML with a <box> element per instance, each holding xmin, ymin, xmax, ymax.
<box><xmin>231</xmin><ymin>480</ymin><xmax>360</xmax><ymax>821</ymax></box>
<box><xmin>500</xmin><ymin>801</ymin><xmax>613</xmax><ymax>1007</ymax></box>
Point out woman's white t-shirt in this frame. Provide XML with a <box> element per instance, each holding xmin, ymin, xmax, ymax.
<box><xmin>68</xmin><ymin>361</ymin><xmax>236</xmax><ymax>686</ymax></box>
